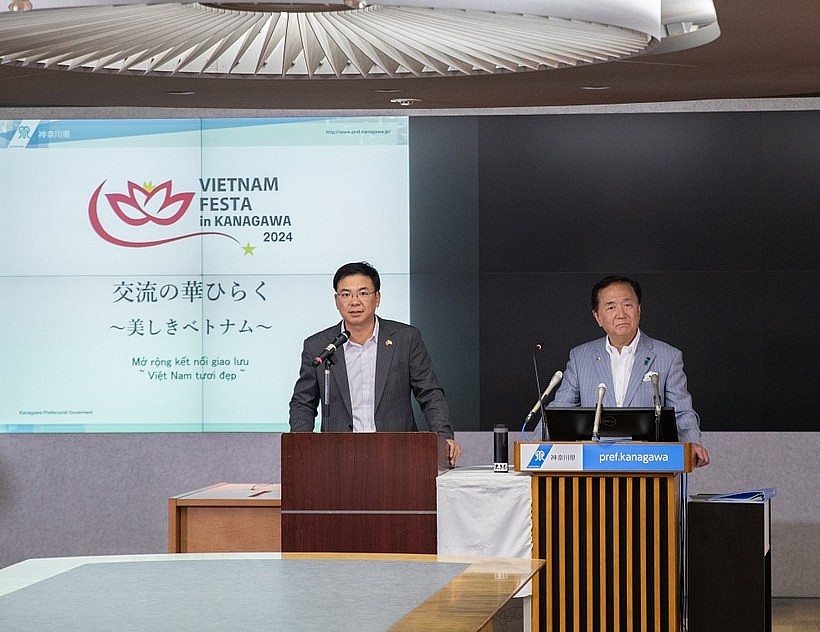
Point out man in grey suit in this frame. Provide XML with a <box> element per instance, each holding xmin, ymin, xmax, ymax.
<box><xmin>289</xmin><ymin>261</ymin><xmax>462</xmax><ymax>465</ymax></box>
<box><xmin>550</xmin><ymin>275</ymin><xmax>710</xmax><ymax>468</ymax></box>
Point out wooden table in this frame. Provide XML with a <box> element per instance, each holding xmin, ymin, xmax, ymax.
<box><xmin>168</xmin><ymin>482</ymin><xmax>281</xmax><ymax>553</ymax></box>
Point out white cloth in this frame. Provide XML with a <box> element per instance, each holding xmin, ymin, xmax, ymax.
<box><xmin>437</xmin><ymin>466</ymin><xmax>533</xmax><ymax>596</ymax></box>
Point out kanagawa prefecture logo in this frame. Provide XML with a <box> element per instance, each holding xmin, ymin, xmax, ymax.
<box><xmin>89</xmin><ymin>180</ymin><xmax>238</xmax><ymax>248</ymax></box>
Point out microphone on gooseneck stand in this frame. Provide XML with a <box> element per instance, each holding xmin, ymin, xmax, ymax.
<box><xmin>522</xmin><ymin>369</ymin><xmax>564</xmax><ymax>434</ymax></box>
<box><xmin>316</xmin><ymin>330</ymin><xmax>351</xmax><ymax>431</ymax></box>
<box><xmin>650</xmin><ymin>372</ymin><xmax>662</xmax><ymax>440</ymax></box>
<box><xmin>526</xmin><ymin>343</ymin><xmax>545</xmax><ymax>440</ymax></box>
<box><xmin>312</xmin><ymin>330</ymin><xmax>350</xmax><ymax>367</ymax></box>
<box><xmin>521</xmin><ymin>343</ymin><xmax>562</xmax><ymax>441</ymax></box>
<box><xmin>591</xmin><ymin>383</ymin><xmax>607</xmax><ymax>442</ymax></box>
<box><xmin>650</xmin><ymin>372</ymin><xmax>662</xmax><ymax>417</ymax></box>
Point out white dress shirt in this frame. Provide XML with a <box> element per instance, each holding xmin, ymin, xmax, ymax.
<box><xmin>605</xmin><ymin>329</ymin><xmax>641</xmax><ymax>406</ymax></box>
<box><xmin>345</xmin><ymin>319</ymin><xmax>379</xmax><ymax>432</ymax></box>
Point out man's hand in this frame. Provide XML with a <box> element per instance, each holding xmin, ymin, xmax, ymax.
<box><xmin>446</xmin><ymin>439</ymin><xmax>462</xmax><ymax>466</ymax></box>
<box><xmin>692</xmin><ymin>443</ymin><xmax>710</xmax><ymax>468</ymax></box>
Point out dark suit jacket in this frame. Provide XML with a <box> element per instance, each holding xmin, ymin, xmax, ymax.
<box><xmin>288</xmin><ymin>317</ymin><xmax>454</xmax><ymax>439</ymax></box>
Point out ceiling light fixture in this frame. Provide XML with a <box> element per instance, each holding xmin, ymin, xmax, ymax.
<box><xmin>0</xmin><ymin>1</ymin><xmax>719</xmax><ymax>80</ymax></box>
<box><xmin>7</xmin><ymin>0</ymin><xmax>32</xmax><ymax>11</ymax></box>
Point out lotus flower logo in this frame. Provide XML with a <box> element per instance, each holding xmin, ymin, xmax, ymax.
<box><xmin>107</xmin><ymin>180</ymin><xmax>192</xmax><ymax>227</ymax></box>
<box><xmin>89</xmin><ymin>179</ymin><xmax>238</xmax><ymax>248</ymax></box>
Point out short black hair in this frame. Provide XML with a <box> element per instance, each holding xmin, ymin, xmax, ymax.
<box><xmin>333</xmin><ymin>261</ymin><xmax>381</xmax><ymax>292</ymax></box>
<box><xmin>591</xmin><ymin>275</ymin><xmax>642</xmax><ymax>310</ymax></box>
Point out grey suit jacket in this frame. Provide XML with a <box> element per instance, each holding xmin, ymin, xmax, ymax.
<box><xmin>549</xmin><ymin>331</ymin><xmax>702</xmax><ymax>444</ymax></box>
<box><xmin>288</xmin><ymin>317</ymin><xmax>454</xmax><ymax>439</ymax></box>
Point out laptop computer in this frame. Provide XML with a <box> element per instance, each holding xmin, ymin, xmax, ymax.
<box><xmin>543</xmin><ymin>406</ymin><xmax>678</xmax><ymax>442</ymax></box>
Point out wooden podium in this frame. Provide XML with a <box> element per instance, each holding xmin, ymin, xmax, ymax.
<box><xmin>515</xmin><ymin>441</ymin><xmax>692</xmax><ymax>632</ymax></box>
<box><xmin>280</xmin><ymin>432</ymin><xmax>449</xmax><ymax>554</ymax></box>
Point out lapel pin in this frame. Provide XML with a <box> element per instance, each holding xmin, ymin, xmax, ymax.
<box><xmin>385</xmin><ymin>339</ymin><xmax>393</xmax><ymax>346</ymax></box>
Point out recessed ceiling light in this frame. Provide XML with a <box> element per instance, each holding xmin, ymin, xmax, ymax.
<box><xmin>7</xmin><ymin>0</ymin><xmax>33</xmax><ymax>11</ymax></box>
<box><xmin>374</xmin><ymin>88</ymin><xmax>401</xmax><ymax>93</ymax></box>
<box><xmin>166</xmin><ymin>90</ymin><xmax>196</xmax><ymax>95</ymax></box>
<box><xmin>390</xmin><ymin>97</ymin><xmax>421</xmax><ymax>106</ymax></box>
<box><xmin>580</xmin><ymin>85</ymin><xmax>612</xmax><ymax>90</ymax></box>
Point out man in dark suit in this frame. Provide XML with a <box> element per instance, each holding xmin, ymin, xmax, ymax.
<box><xmin>549</xmin><ymin>275</ymin><xmax>710</xmax><ymax>468</ymax></box>
<box><xmin>289</xmin><ymin>261</ymin><xmax>461</xmax><ymax>465</ymax></box>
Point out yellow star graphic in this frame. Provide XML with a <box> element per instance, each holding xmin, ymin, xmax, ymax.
<box><xmin>242</xmin><ymin>242</ymin><xmax>256</xmax><ymax>256</ymax></box>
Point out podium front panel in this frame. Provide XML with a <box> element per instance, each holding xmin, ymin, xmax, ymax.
<box><xmin>283</xmin><ymin>514</ymin><xmax>436</xmax><ymax>554</ymax></box>
<box><xmin>280</xmin><ymin>432</ymin><xmax>445</xmax><ymax>554</ymax></box>
<box><xmin>532</xmin><ymin>473</ymin><xmax>682</xmax><ymax>632</ymax></box>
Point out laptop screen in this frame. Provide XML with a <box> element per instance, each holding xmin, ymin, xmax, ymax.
<box><xmin>544</xmin><ymin>407</ymin><xmax>679</xmax><ymax>442</ymax></box>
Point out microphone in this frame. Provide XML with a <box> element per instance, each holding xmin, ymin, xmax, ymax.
<box><xmin>525</xmin><ymin>343</ymin><xmax>548</xmax><ymax>440</ymax></box>
<box><xmin>591</xmin><ymin>382</ymin><xmax>606</xmax><ymax>442</ymax></box>
<box><xmin>649</xmin><ymin>372</ymin><xmax>662</xmax><ymax>417</ymax></box>
<box><xmin>312</xmin><ymin>330</ymin><xmax>350</xmax><ymax>367</ymax></box>
<box><xmin>523</xmin><ymin>370</ymin><xmax>563</xmax><ymax>427</ymax></box>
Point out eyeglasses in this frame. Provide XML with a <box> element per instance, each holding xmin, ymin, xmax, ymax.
<box><xmin>335</xmin><ymin>290</ymin><xmax>377</xmax><ymax>301</ymax></box>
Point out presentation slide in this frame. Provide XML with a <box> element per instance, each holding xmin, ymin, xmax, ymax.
<box><xmin>0</xmin><ymin>117</ymin><xmax>410</xmax><ymax>432</ymax></box>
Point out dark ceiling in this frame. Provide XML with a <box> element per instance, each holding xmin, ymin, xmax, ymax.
<box><xmin>0</xmin><ymin>0</ymin><xmax>818</xmax><ymax>111</ymax></box>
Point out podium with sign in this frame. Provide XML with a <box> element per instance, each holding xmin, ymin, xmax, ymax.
<box><xmin>514</xmin><ymin>441</ymin><xmax>692</xmax><ymax>632</ymax></box>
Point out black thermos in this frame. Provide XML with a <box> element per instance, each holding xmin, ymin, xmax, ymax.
<box><xmin>493</xmin><ymin>424</ymin><xmax>509</xmax><ymax>472</ymax></box>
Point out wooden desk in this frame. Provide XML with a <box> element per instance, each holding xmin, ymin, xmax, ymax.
<box><xmin>168</xmin><ymin>482</ymin><xmax>281</xmax><ymax>553</ymax></box>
